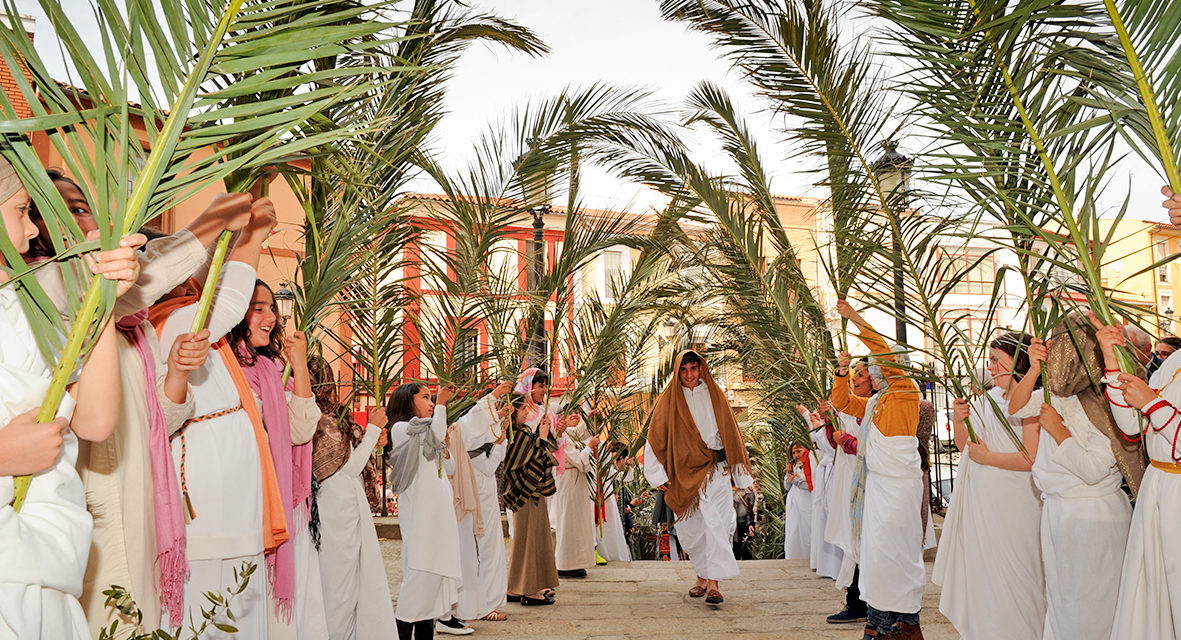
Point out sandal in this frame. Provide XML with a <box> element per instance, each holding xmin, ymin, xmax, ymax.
<box><xmin>520</xmin><ymin>595</ymin><xmax>556</xmax><ymax>606</ymax></box>
<box><xmin>688</xmin><ymin>585</ymin><xmax>707</xmax><ymax>598</ymax></box>
<box><xmin>542</xmin><ymin>589</ymin><xmax>556</xmax><ymax>598</ymax></box>
<box><xmin>506</xmin><ymin>594</ymin><xmax>521</xmax><ymax>603</ymax></box>
<box><xmin>481</xmin><ymin>611</ymin><xmax>508</xmax><ymax>622</ymax></box>
<box><xmin>705</xmin><ymin>589</ymin><xmax>724</xmax><ymax>605</ymax></box>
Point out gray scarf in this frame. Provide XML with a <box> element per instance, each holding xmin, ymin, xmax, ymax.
<box><xmin>385</xmin><ymin>416</ymin><xmax>446</xmax><ymax>494</ymax></box>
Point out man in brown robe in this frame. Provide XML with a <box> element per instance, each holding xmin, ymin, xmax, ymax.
<box><xmin>644</xmin><ymin>350</ymin><xmax>752</xmax><ymax>605</ymax></box>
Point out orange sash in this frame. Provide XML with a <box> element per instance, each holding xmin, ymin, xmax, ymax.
<box><xmin>149</xmin><ymin>295</ymin><xmax>289</xmax><ymax>553</ymax></box>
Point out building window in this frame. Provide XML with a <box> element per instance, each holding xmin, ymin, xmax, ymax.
<box><xmin>420</xmin><ymin>230</ymin><xmax>448</xmax><ymax>291</ymax></box>
<box><xmin>1157</xmin><ymin>239</ymin><xmax>1170</xmax><ymax>283</ymax></box>
<box><xmin>944</xmin><ymin>248</ymin><xmax>996</xmax><ymax>295</ymax></box>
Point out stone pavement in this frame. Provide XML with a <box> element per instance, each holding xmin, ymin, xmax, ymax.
<box><xmin>380</xmin><ymin>540</ymin><xmax>956</xmax><ymax>639</ymax></box>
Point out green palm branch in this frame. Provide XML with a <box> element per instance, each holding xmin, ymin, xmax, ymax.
<box><xmin>2</xmin><ymin>0</ymin><xmax>411</xmax><ymax>510</ymax></box>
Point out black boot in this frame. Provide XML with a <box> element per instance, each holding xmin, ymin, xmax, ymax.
<box><xmin>397</xmin><ymin>620</ymin><xmax>415</xmax><ymax>640</ymax></box>
<box><xmin>414</xmin><ymin>619</ymin><xmax>435</xmax><ymax>640</ymax></box>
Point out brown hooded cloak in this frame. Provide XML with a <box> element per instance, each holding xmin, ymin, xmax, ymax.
<box><xmin>647</xmin><ymin>350</ymin><xmax>752</xmax><ymax>516</ymax></box>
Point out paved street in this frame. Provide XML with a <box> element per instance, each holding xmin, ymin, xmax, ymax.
<box><xmin>380</xmin><ymin>540</ymin><xmax>956</xmax><ymax>639</ymax></box>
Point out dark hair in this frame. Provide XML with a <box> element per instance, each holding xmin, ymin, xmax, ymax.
<box><xmin>229</xmin><ymin>280</ymin><xmax>285</xmax><ymax>366</ymax></box>
<box><xmin>139</xmin><ymin>225</ymin><xmax>168</xmax><ymax>243</ymax></box>
<box><xmin>681</xmin><ymin>351</ymin><xmax>703</xmax><ymax>366</ymax></box>
<box><xmin>27</xmin><ymin>168</ymin><xmax>88</xmax><ymax>259</ymax></box>
<box><xmin>531</xmin><ymin>371</ymin><xmax>550</xmax><ymax>387</ymax></box>
<box><xmin>1161</xmin><ymin>336</ymin><xmax>1181</xmax><ymax>351</ymax></box>
<box><xmin>387</xmin><ymin>382</ymin><xmax>427</xmax><ymax>425</ymax></box>
<box><xmin>506</xmin><ymin>392</ymin><xmax>531</xmax><ymax>431</ymax></box>
<box><xmin>990</xmin><ymin>332</ymin><xmax>1038</xmax><ymax>386</ymax></box>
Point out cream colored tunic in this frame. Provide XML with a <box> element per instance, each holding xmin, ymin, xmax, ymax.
<box><xmin>76</xmin><ymin>230</ymin><xmax>204</xmax><ymax>637</ymax></box>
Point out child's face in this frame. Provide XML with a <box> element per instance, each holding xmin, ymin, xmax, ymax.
<box><xmin>987</xmin><ymin>347</ymin><xmax>1014</xmax><ymax>383</ymax></box>
<box><xmin>1</xmin><ymin>187</ymin><xmax>38</xmax><ymax>255</ymax></box>
<box><xmin>413</xmin><ymin>386</ymin><xmax>435</xmax><ymax>419</ymax></box>
<box><xmin>792</xmin><ymin>445</ymin><xmax>806</xmax><ymax>462</ymax></box>
<box><xmin>246</xmin><ymin>285</ymin><xmax>277</xmax><ymax>348</ymax></box>
<box><xmin>530</xmin><ymin>382</ymin><xmax>547</xmax><ymax>404</ymax></box>
<box><xmin>53</xmin><ymin>179</ymin><xmax>98</xmax><ymax>235</ymax></box>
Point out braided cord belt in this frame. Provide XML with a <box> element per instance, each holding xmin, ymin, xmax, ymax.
<box><xmin>176</xmin><ymin>404</ymin><xmax>244</xmax><ymax>521</ymax></box>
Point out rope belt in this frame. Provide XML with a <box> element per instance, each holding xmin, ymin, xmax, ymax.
<box><xmin>1150</xmin><ymin>459</ymin><xmax>1181</xmax><ymax>474</ymax></box>
<box><xmin>176</xmin><ymin>404</ymin><xmax>244</xmax><ymax>522</ymax></box>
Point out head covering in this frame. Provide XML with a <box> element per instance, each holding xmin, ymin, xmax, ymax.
<box><xmin>0</xmin><ymin>156</ymin><xmax>22</xmax><ymax>204</ymax></box>
<box><xmin>1044</xmin><ymin>313</ymin><xmax>1147</xmax><ymax>496</ymax></box>
<box><xmin>646</xmin><ymin>350</ymin><xmax>752</xmax><ymax>517</ymax></box>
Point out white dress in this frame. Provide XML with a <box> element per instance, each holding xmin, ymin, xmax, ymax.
<box><xmin>644</xmin><ymin>382</ymin><xmax>752</xmax><ymax>581</ymax></box>
<box><xmin>391</xmin><ymin>405</ymin><xmax>461</xmax><ymax>622</ymax></box>
<box><xmin>1017</xmin><ymin>395</ymin><xmax>1130</xmax><ymax>640</ymax></box>
<box><xmin>1105</xmin><ymin>353</ymin><xmax>1181</xmax><ymax>640</ymax></box>
<box><xmin>550</xmin><ymin>424</ymin><xmax>596</xmax><ymax>571</ymax></box>
<box><xmin>808</xmin><ymin>429</ymin><xmax>842</xmax><ymax>578</ymax></box>
<box><xmin>318</xmin><ymin>425</ymin><xmax>395</xmax><ymax>639</ymax></box>
<box><xmin>158</xmin><ymin>261</ymin><xmax>269</xmax><ymax>639</ymax></box>
<box><xmin>0</xmin><ymin>288</ymin><xmax>86</xmax><ymax>640</ymax></box>
<box><xmin>782</xmin><ymin>461</ymin><xmax>812</xmax><ymax>560</ymax></box>
<box><xmin>932</xmin><ymin>387</ymin><xmax>1045</xmax><ymax>639</ymax></box>
<box><xmin>825</xmin><ymin>411</ymin><xmax>860</xmax><ymax>590</ymax></box>
<box><xmin>593</xmin><ymin>459</ymin><xmax>632</xmax><ymax>563</ymax></box>
<box><xmin>452</xmin><ymin>399</ymin><xmax>508</xmax><ymax>621</ymax></box>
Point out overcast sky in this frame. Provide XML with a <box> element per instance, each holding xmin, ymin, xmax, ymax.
<box><xmin>14</xmin><ymin>0</ymin><xmax>1167</xmax><ymax>222</ymax></box>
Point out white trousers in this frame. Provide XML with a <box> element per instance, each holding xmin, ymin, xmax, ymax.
<box><xmin>674</xmin><ymin>465</ymin><xmax>738</xmax><ymax>581</ymax></box>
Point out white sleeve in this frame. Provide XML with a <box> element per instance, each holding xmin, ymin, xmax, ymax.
<box><xmin>470</xmin><ymin>443</ymin><xmax>506</xmax><ymax>476</ymax></box>
<box><xmin>158</xmin><ymin>261</ymin><xmax>256</xmax><ymax>348</ymax></box>
<box><xmin>431</xmin><ymin>405</ymin><xmax>449</xmax><ymax>441</ymax></box>
<box><xmin>287</xmin><ymin>393</ymin><xmax>321</xmax><ymax>445</ymax></box>
<box><xmin>1051</xmin><ymin>434</ymin><xmax>1118</xmax><ymax>486</ymax></box>
<box><xmin>114</xmin><ymin>230</ymin><xmax>207</xmax><ymax>319</ymax></box>
<box><xmin>1102</xmin><ymin>376</ymin><xmax>1149</xmax><ymax>438</ymax></box>
<box><xmin>643</xmin><ymin>441</ymin><xmax>668</xmax><ymax>488</ymax></box>
<box><xmin>341</xmin><ymin>425</ymin><xmax>381</xmax><ymax>478</ymax></box>
<box><xmin>731</xmin><ymin>464</ymin><xmax>754</xmax><ymax>490</ymax></box>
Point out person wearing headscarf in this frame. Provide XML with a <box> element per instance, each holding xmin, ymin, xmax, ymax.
<box><xmin>643</xmin><ymin>349</ymin><xmax>752</xmax><ymax>605</ymax></box>
<box><xmin>1006</xmin><ymin>314</ymin><xmax>1133</xmax><ymax>640</ymax></box>
<box><xmin>828</xmin><ymin>301</ymin><xmax>922</xmax><ymax>640</ymax></box>
<box><xmin>501</xmin><ymin>391</ymin><xmax>560</xmax><ymax>606</ymax></box>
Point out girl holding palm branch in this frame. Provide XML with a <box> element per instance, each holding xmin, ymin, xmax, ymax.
<box><xmin>933</xmin><ymin>334</ymin><xmax>1046</xmax><ymax>639</ymax></box>
<box><xmin>0</xmin><ymin>156</ymin><xmax>143</xmax><ymax>639</ymax></box>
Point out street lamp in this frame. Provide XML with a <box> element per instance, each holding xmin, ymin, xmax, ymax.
<box><xmin>516</xmin><ymin>139</ymin><xmax>552</xmax><ymax>369</ymax></box>
<box><xmin>871</xmin><ymin>141</ymin><xmax>913</xmax><ymax>346</ymax></box>
<box><xmin>1164</xmin><ymin>307</ymin><xmax>1175</xmax><ymax>334</ymax></box>
<box><xmin>274</xmin><ymin>281</ymin><xmax>295</xmax><ymax>326</ymax></box>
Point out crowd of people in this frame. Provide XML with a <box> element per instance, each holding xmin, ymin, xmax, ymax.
<box><xmin>6</xmin><ymin>146</ymin><xmax>1181</xmax><ymax>640</ymax></box>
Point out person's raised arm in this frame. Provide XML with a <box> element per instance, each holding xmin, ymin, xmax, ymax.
<box><xmin>831</xmin><ymin>350</ymin><xmax>867</xmax><ymax>419</ymax></box>
<box><xmin>1007</xmin><ymin>338</ymin><xmax>1046</xmax><ymax>417</ymax></box>
<box><xmin>1090</xmin><ymin>313</ymin><xmax>1148</xmax><ymax>437</ymax></box>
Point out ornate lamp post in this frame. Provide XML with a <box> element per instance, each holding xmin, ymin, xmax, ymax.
<box><xmin>871</xmin><ymin>141</ymin><xmax>913</xmax><ymax>346</ymax></box>
<box><xmin>274</xmin><ymin>281</ymin><xmax>295</xmax><ymax>327</ymax></box>
<box><xmin>516</xmin><ymin>139</ymin><xmax>552</xmax><ymax>370</ymax></box>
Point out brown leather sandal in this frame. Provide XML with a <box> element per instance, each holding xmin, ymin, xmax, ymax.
<box><xmin>688</xmin><ymin>585</ymin><xmax>707</xmax><ymax>598</ymax></box>
<box><xmin>481</xmin><ymin>611</ymin><xmax>508</xmax><ymax>622</ymax></box>
<box><xmin>704</xmin><ymin>589</ymin><xmax>723</xmax><ymax>604</ymax></box>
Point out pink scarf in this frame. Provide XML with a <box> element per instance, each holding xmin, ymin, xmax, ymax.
<box><xmin>116</xmin><ymin>310</ymin><xmax>187</xmax><ymax>626</ymax></box>
<box><xmin>239</xmin><ymin>347</ymin><xmax>310</xmax><ymax>621</ymax></box>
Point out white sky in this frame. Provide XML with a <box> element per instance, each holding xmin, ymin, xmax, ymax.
<box><xmin>14</xmin><ymin>0</ymin><xmax>1167</xmax><ymax>223</ymax></box>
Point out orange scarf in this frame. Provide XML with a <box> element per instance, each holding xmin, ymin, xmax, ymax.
<box><xmin>647</xmin><ymin>350</ymin><xmax>752</xmax><ymax>517</ymax></box>
<box><xmin>149</xmin><ymin>296</ymin><xmax>290</xmax><ymax>553</ymax></box>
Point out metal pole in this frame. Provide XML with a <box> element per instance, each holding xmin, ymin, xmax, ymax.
<box><xmin>893</xmin><ymin>229</ymin><xmax>907</xmax><ymax>346</ymax></box>
<box><xmin>529</xmin><ymin>209</ymin><xmax>547</xmax><ymax>368</ymax></box>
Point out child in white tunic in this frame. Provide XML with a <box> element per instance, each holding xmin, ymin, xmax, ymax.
<box><xmin>0</xmin><ymin>167</ymin><xmax>141</xmax><ymax>639</ymax></box>
<box><xmin>782</xmin><ymin>443</ymin><xmax>813</xmax><ymax>561</ymax></box>
<box><xmin>451</xmin><ymin>383</ymin><xmax>511</xmax><ymax>622</ymax></box>
<box><xmin>593</xmin><ymin>442</ymin><xmax>634</xmax><ymax>563</ymax></box>
<box><xmin>1094</xmin><ymin>314</ymin><xmax>1181</xmax><ymax>640</ymax></box>
<box><xmin>154</xmin><ymin>199</ymin><xmax>283</xmax><ymax>638</ymax></box>
<box><xmin>934</xmin><ymin>333</ymin><xmax>1045</xmax><ymax>640</ymax></box>
<box><xmin>386</xmin><ymin>383</ymin><xmax>460</xmax><ymax>640</ymax></box>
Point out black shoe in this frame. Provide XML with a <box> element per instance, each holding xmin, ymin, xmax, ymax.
<box><xmin>520</xmin><ymin>595</ymin><xmax>556</xmax><ymax>606</ymax></box>
<box><xmin>435</xmin><ymin>617</ymin><xmax>474</xmax><ymax>635</ymax></box>
<box><xmin>506</xmin><ymin>594</ymin><xmax>521</xmax><ymax>603</ymax></box>
<box><xmin>827</xmin><ymin>607</ymin><xmax>868</xmax><ymax>624</ymax></box>
<box><xmin>557</xmin><ymin>568</ymin><xmax>587</xmax><ymax>578</ymax></box>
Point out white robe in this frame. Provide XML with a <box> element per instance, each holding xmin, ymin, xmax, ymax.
<box><xmin>644</xmin><ymin>382</ymin><xmax>752</xmax><ymax>581</ymax></box>
<box><xmin>825</xmin><ymin>411</ymin><xmax>860</xmax><ymax>590</ymax></box>
<box><xmin>782</xmin><ymin>461</ymin><xmax>812</xmax><ymax>560</ymax></box>
<box><xmin>808</xmin><ymin>429</ymin><xmax>842</xmax><ymax>578</ymax></box>
<box><xmin>593</xmin><ymin>462</ymin><xmax>632</xmax><ymax>563</ymax></box>
<box><xmin>1018</xmin><ymin>395</ymin><xmax>1130</xmax><ymax>640</ymax></box>
<box><xmin>453</xmin><ymin>399</ymin><xmax>508</xmax><ymax>621</ymax></box>
<box><xmin>1105</xmin><ymin>353</ymin><xmax>1181</xmax><ymax>640</ymax></box>
<box><xmin>0</xmin><ymin>288</ymin><xmax>86</xmax><ymax>640</ymax></box>
<box><xmin>158</xmin><ymin>262</ymin><xmax>269</xmax><ymax>638</ymax></box>
<box><xmin>318</xmin><ymin>425</ymin><xmax>395</xmax><ymax>640</ymax></box>
<box><xmin>391</xmin><ymin>405</ymin><xmax>460</xmax><ymax>622</ymax></box>
<box><xmin>858</xmin><ymin>421</ymin><xmax>925</xmax><ymax>615</ymax></box>
<box><xmin>550</xmin><ymin>424</ymin><xmax>595</xmax><ymax>571</ymax></box>
<box><xmin>932</xmin><ymin>387</ymin><xmax>1044</xmax><ymax>639</ymax></box>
